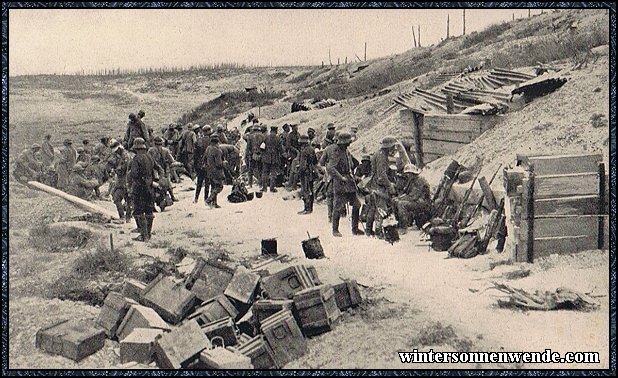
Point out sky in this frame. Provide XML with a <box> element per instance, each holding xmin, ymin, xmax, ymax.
<box><xmin>9</xmin><ymin>8</ymin><xmax>544</xmax><ymax>76</ymax></box>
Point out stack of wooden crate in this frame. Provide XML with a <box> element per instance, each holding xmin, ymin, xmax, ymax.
<box><xmin>504</xmin><ymin>153</ymin><xmax>607</xmax><ymax>263</ymax></box>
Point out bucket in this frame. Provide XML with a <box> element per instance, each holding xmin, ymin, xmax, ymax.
<box><xmin>255</xmin><ymin>192</ymin><xmax>263</xmax><ymax>199</ymax></box>
<box><xmin>383</xmin><ymin>225</ymin><xmax>400</xmax><ymax>245</ymax></box>
<box><xmin>246</xmin><ymin>192</ymin><xmax>255</xmax><ymax>201</ymax></box>
<box><xmin>302</xmin><ymin>233</ymin><xmax>325</xmax><ymax>259</ymax></box>
<box><xmin>261</xmin><ymin>238</ymin><xmax>277</xmax><ymax>255</ymax></box>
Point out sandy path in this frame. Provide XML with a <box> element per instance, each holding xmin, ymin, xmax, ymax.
<box><xmin>116</xmin><ymin>180</ymin><xmax>609</xmax><ymax>369</ymax></box>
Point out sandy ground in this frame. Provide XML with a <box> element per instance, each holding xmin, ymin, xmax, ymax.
<box><xmin>8</xmin><ymin>178</ymin><xmax>610</xmax><ymax>369</ymax></box>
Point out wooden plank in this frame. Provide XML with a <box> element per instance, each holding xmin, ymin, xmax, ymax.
<box><xmin>422</xmin><ymin>128</ymin><xmax>478</xmax><ymax>143</ymax></box>
<box><xmin>533</xmin><ymin>216</ymin><xmax>599</xmax><ymax>239</ymax></box>
<box><xmin>27</xmin><ymin>181</ymin><xmax>119</xmax><ymax>220</ymax></box>
<box><xmin>526</xmin><ymin>154</ymin><xmax>603</xmax><ymax>176</ymax></box>
<box><xmin>533</xmin><ymin>235</ymin><xmax>599</xmax><ymax>259</ymax></box>
<box><xmin>534</xmin><ymin>195</ymin><xmax>599</xmax><ymax>217</ymax></box>
<box><xmin>597</xmin><ymin>163</ymin><xmax>605</xmax><ymax>249</ymax></box>
<box><xmin>422</xmin><ymin>138</ymin><xmax>466</xmax><ymax>155</ymax></box>
<box><xmin>399</xmin><ymin>109</ymin><xmax>416</xmax><ymax>139</ymax></box>
<box><xmin>424</xmin><ymin>114</ymin><xmax>484</xmax><ymax>133</ymax></box>
<box><xmin>534</xmin><ymin>173</ymin><xmax>599</xmax><ymax>199</ymax></box>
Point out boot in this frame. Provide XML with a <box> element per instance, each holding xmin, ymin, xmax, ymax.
<box><xmin>365</xmin><ymin>223</ymin><xmax>374</xmax><ymax>236</ymax></box>
<box><xmin>351</xmin><ymin>206</ymin><xmax>363</xmax><ymax>235</ymax></box>
<box><xmin>269</xmin><ymin>176</ymin><xmax>277</xmax><ymax>193</ymax></box>
<box><xmin>133</xmin><ymin>215</ymin><xmax>148</xmax><ymax>242</ymax></box>
<box><xmin>131</xmin><ymin>214</ymin><xmax>141</xmax><ymax>233</ymax></box>
<box><xmin>115</xmin><ymin>202</ymin><xmax>125</xmax><ymax>220</ymax></box>
<box><xmin>332</xmin><ymin>208</ymin><xmax>342</xmax><ymax>237</ymax></box>
<box><xmin>145</xmin><ymin>214</ymin><xmax>154</xmax><ymax>242</ymax></box>
<box><xmin>327</xmin><ymin>197</ymin><xmax>333</xmax><ymax>223</ymax></box>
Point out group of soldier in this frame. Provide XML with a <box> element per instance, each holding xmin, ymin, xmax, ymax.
<box><xmin>13</xmin><ymin>108</ymin><xmax>432</xmax><ymax>241</ymax></box>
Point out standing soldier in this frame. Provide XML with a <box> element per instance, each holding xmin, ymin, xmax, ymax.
<box><xmin>327</xmin><ymin>132</ymin><xmax>363</xmax><ymax>237</ymax></box>
<box><xmin>245</xmin><ymin>124</ymin><xmax>264</xmax><ymax>188</ymax></box>
<box><xmin>298</xmin><ymin>134</ymin><xmax>317</xmax><ymax>215</ymax></box>
<box><xmin>216</xmin><ymin>124</ymin><xmax>229</xmax><ymax>144</ymax></box>
<box><xmin>365</xmin><ymin>136</ymin><xmax>398</xmax><ymax>237</ymax></box>
<box><xmin>163</xmin><ymin>124</ymin><xmax>178</xmax><ymax>157</ymax></box>
<box><xmin>285</xmin><ymin>124</ymin><xmax>300</xmax><ymax>190</ymax></box>
<box><xmin>261</xmin><ymin>125</ymin><xmax>282</xmax><ymax>193</ymax></box>
<box><xmin>94</xmin><ymin>136</ymin><xmax>110</xmax><ymax>162</ymax></box>
<box><xmin>149</xmin><ymin>137</ymin><xmax>179</xmax><ymax>202</ymax></box>
<box><xmin>307</xmin><ymin>127</ymin><xmax>320</xmax><ymax>150</ymax></box>
<box><xmin>318</xmin><ymin>132</ymin><xmax>340</xmax><ymax>223</ymax></box>
<box><xmin>182</xmin><ymin>124</ymin><xmax>197</xmax><ymax>179</ymax></box>
<box><xmin>137</xmin><ymin>110</ymin><xmax>153</xmax><ymax>146</ymax></box>
<box><xmin>204</xmin><ymin>134</ymin><xmax>225</xmax><ymax>208</ymax></box>
<box><xmin>322</xmin><ymin>123</ymin><xmax>336</xmax><ymax>148</ymax></box>
<box><xmin>107</xmin><ymin>140</ymin><xmax>131</xmax><ymax>221</ymax></box>
<box><xmin>56</xmin><ymin>138</ymin><xmax>77</xmax><ymax>190</ymax></box>
<box><xmin>124</xmin><ymin>113</ymin><xmax>150</xmax><ymax>150</ymax></box>
<box><xmin>128</xmin><ymin>138</ymin><xmax>157</xmax><ymax>242</ymax></box>
<box><xmin>41</xmin><ymin>134</ymin><xmax>55</xmax><ymax>168</ymax></box>
<box><xmin>220</xmin><ymin>143</ymin><xmax>241</xmax><ymax>183</ymax></box>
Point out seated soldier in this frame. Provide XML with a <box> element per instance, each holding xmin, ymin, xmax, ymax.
<box><xmin>67</xmin><ymin>162</ymin><xmax>100</xmax><ymax>199</ymax></box>
<box><xmin>13</xmin><ymin>143</ymin><xmax>43</xmax><ymax>184</ymax></box>
<box><xmin>393</xmin><ymin>163</ymin><xmax>431</xmax><ymax>233</ymax></box>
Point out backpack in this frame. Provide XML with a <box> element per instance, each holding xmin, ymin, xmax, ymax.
<box><xmin>448</xmin><ymin>232</ymin><xmax>480</xmax><ymax>259</ymax></box>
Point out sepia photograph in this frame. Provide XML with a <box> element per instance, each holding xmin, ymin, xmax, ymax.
<box><xmin>4</xmin><ymin>3</ymin><xmax>614</xmax><ymax>373</ymax></box>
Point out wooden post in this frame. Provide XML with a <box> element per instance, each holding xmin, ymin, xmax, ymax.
<box><xmin>512</xmin><ymin>13</ymin><xmax>515</xmax><ymax>21</ymax></box>
<box><xmin>337</xmin><ymin>58</ymin><xmax>340</xmax><ymax>66</ymax></box>
<box><xmin>412</xmin><ymin>26</ymin><xmax>417</xmax><ymax>47</ymax></box>
<box><xmin>345</xmin><ymin>57</ymin><xmax>347</xmax><ymax>64</ymax></box>
<box><xmin>524</xmin><ymin>170</ymin><xmax>535</xmax><ymax>262</ymax></box>
<box><xmin>463</xmin><ymin>10</ymin><xmax>466</xmax><ymax>35</ymax></box>
<box><xmin>412</xmin><ymin>111</ymin><xmax>424</xmax><ymax>168</ymax></box>
<box><xmin>109</xmin><ymin>233</ymin><xmax>114</xmax><ymax>254</ymax></box>
<box><xmin>528</xmin><ymin>9</ymin><xmax>531</xmax><ymax>17</ymax></box>
<box><xmin>418</xmin><ymin>26</ymin><xmax>421</xmax><ymax>47</ymax></box>
<box><xmin>598</xmin><ymin>163</ymin><xmax>605</xmax><ymax>249</ymax></box>
<box><xmin>364</xmin><ymin>42</ymin><xmax>367</xmax><ymax>61</ymax></box>
<box><xmin>446</xmin><ymin>13</ymin><xmax>450</xmax><ymax>39</ymax></box>
<box><xmin>329</xmin><ymin>48</ymin><xmax>332</xmax><ymax>66</ymax></box>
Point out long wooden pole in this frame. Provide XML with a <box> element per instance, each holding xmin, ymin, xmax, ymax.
<box><xmin>418</xmin><ymin>25</ymin><xmax>421</xmax><ymax>47</ymax></box>
<box><xmin>447</xmin><ymin>14</ymin><xmax>450</xmax><ymax>39</ymax></box>
<box><xmin>412</xmin><ymin>26</ymin><xmax>417</xmax><ymax>47</ymax></box>
<box><xmin>27</xmin><ymin>181</ymin><xmax>119</xmax><ymax>220</ymax></box>
<box><xmin>364</xmin><ymin>42</ymin><xmax>367</xmax><ymax>61</ymax></box>
<box><xmin>463</xmin><ymin>10</ymin><xmax>466</xmax><ymax>35</ymax></box>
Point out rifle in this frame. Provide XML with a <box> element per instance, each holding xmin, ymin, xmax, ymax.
<box><xmin>452</xmin><ymin>165</ymin><xmax>482</xmax><ymax>227</ymax></box>
<box><xmin>464</xmin><ymin>164</ymin><xmax>502</xmax><ymax>227</ymax></box>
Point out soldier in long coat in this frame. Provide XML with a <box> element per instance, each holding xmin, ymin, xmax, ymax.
<box><xmin>56</xmin><ymin>139</ymin><xmax>77</xmax><ymax>190</ymax></box>
<box><xmin>261</xmin><ymin>126</ymin><xmax>282</xmax><ymax>192</ymax></box>
<box><xmin>204</xmin><ymin>134</ymin><xmax>225</xmax><ymax>208</ymax></box>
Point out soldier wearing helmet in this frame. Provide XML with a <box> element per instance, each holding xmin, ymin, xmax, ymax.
<box><xmin>364</xmin><ymin>136</ymin><xmax>399</xmax><ymax>238</ymax></box>
<box><xmin>124</xmin><ymin>112</ymin><xmax>151</xmax><ymax>150</ymax></box>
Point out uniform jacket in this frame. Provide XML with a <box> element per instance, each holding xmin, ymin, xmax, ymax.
<box><xmin>128</xmin><ymin>151</ymin><xmax>156</xmax><ymax>193</ymax></box>
<box><xmin>41</xmin><ymin>140</ymin><xmax>55</xmax><ymax>166</ymax></box>
<box><xmin>299</xmin><ymin>145</ymin><xmax>317</xmax><ymax>177</ymax></box>
<box><xmin>108</xmin><ymin>150</ymin><xmax>131</xmax><ymax>189</ymax></box>
<box><xmin>326</xmin><ymin>145</ymin><xmax>358</xmax><ymax>194</ymax></box>
<box><xmin>204</xmin><ymin>144</ymin><xmax>225</xmax><ymax>182</ymax></box>
<box><xmin>368</xmin><ymin>149</ymin><xmax>394</xmax><ymax>194</ymax></box>
<box><xmin>261</xmin><ymin>132</ymin><xmax>282</xmax><ymax>165</ymax></box>
<box><xmin>124</xmin><ymin>120</ymin><xmax>150</xmax><ymax>149</ymax></box>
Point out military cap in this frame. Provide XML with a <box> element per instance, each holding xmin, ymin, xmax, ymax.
<box><xmin>31</xmin><ymin>143</ymin><xmax>41</xmax><ymax>150</ymax></box>
<box><xmin>327</xmin><ymin>123</ymin><xmax>336</xmax><ymax>130</ymax></box>
<box><xmin>210</xmin><ymin>134</ymin><xmax>220</xmax><ymax>142</ymax></box>
<box><xmin>299</xmin><ymin>135</ymin><xmax>310</xmax><ymax>144</ymax></box>
<box><xmin>138</xmin><ymin>110</ymin><xmax>145</xmax><ymax>117</ymax></box>
<box><xmin>216</xmin><ymin>124</ymin><xmax>224</xmax><ymax>132</ymax></box>
<box><xmin>154</xmin><ymin>136</ymin><xmax>164</xmax><ymax>145</ymax></box>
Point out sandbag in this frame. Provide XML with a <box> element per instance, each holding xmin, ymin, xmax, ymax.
<box><xmin>448</xmin><ymin>233</ymin><xmax>480</xmax><ymax>259</ymax></box>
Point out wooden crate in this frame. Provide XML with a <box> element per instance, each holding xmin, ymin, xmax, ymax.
<box><xmin>116</xmin><ymin>305</ymin><xmax>171</xmax><ymax>341</ymax></box>
<box><xmin>119</xmin><ymin>328</ymin><xmax>163</xmax><ymax>364</ymax></box>
<box><xmin>293</xmin><ymin>284</ymin><xmax>340</xmax><ymax>336</ymax></box>
<box><xmin>140</xmin><ymin>274</ymin><xmax>197</xmax><ymax>325</ymax></box>
<box><xmin>261</xmin><ymin>265</ymin><xmax>321</xmax><ymax>300</ymax></box>
<box><xmin>36</xmin><ymin>319</ymin><xmax>105</xmax><ymax>362</ymax></box>
<box><xmin>96</xmin><ymin>292</ymin><xmax>136</xmax><ymax>339</ymax></box>
<box><xmin>199</xmin><ymin>347</ymin><xmax>253</xmax><ymax>369</ymax></box>
<box><xmin>230</xmin><ymin>335</ymin><xmax>278</xmax><ymax>369</ymax></box>
<box><xmin>253</xmin><ymin>299</ymin><xmax>295</xmax><ymax>325</ymax></box>
<box><xmin>188</xmin><ymin>294</ymin><xmax>239</xmax><ymax>325</ymax></box>
<box><xmin>224</xmin><ymin>268</ymin><xmax>260</xmax><ymax>305</ymax></box>
<box><xmin>332</xmin><ymin>280</ymin><xmax>363</xmax><ymax>311</ymax></box>
<box><xmin>505</xmin><ymin>154</ymin><xmax>605</xmax><ymax>262</ymax></box>
<box><xmin>153</xmin><ymin>319</ymin><xmax>211</xmax><ymax>369</ymax></box>
<box><xmin>260</xmin><ymin>310</ymin><xmax>307</xmax><ymax>368</ymax></box>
